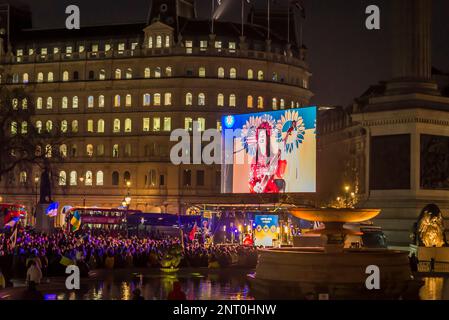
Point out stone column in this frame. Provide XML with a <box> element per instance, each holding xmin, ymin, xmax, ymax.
<box><xmin>387</xmin><ymin>0</ymin><xmax>438</xmax><ymax>95</ymax></box>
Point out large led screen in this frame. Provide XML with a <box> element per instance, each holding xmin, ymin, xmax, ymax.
<box><xmin>221</xmin><ymin>107</ymin><xmax>317</xmax><ymax>194</ymax></box>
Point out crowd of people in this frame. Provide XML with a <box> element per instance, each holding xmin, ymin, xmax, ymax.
<box><xmin>0</xmin><ymin>228</ymin><xmax>258</xmax><ymax>289</ymax></box>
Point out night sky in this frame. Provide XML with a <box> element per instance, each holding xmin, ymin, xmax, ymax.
<box><xmin>8</xmin><ymin>0</ymin><xmax>449</xmax><ymax>106</ymax></box>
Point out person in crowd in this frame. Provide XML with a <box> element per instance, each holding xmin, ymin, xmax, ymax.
<box><xmin>26</xmin><ymin>260</ymin><xmax>43</xmax><ymax>285</ymax></box>
<box><xmin>132</xmin><ymin>288</ymin><xmax>145</xmax><ymax>300</ymax></box>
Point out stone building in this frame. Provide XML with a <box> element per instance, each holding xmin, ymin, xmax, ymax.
<box><xmin>0</xmin><ymin>0</ymin><xmax>312</xmax><ymax>225</ymax></box>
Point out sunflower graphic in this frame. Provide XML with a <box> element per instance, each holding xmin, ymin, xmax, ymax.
<box><xmin>276</xmin><ymin>110</ymin><xmax>306</xmax><ymax>153</ymax></box>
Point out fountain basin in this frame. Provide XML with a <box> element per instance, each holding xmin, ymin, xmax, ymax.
<box><xmin>290</xmin><ymin>208</ymin><xmax>381</xmax><ymax>223</ymax></box>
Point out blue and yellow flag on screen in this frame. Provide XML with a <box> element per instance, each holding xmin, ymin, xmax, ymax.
<box><xmin>70</xmin><ymin>211</ymin><xmax>81</xmax><ymax>232</ymax></box>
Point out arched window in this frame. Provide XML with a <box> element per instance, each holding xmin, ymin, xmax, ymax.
<box><xmin>125</xmin><ymin>94</ymin><xmax>132</xmax><ymax>107</ymax></box>
<box><xmin>257</xmin><ymin>96</ymin><xmax>264</xmax><ymax>108</ymax></box>
<box><xmin>61</xmin><ymin>120</ymin><xmax>68</xmax><ymax>133</ymax></box>
<box><xmin>10</xmin><ymin>121</ymin><xmax>17</xmax><ymax>135</ymax></box>
<box><xmin>23</xmin><ymin>73</ymin><xmax>29</xmax><ymax>83</ymax></box>
<box><xmin>86</xmin><ymin>144</ymin><xmax>94</xmax><ymax>156</ymax></box>
<box><xmin>156</xmin><ymin>35</ymin><xmax>162</xmax><ymax>48</ymax></box>
<box><xmin>97</xmin><ymin>119</ymin><xmax>105</xmax><ymax>133</ymax></box>
<box><xmin>280</xmin><ymin>99</ymin><xmax>285</xmax><ymax>109</ymax></box>
<box><xmin>85</xmin><ymin>171</ymin><xmax>93</xmax><ymax>186</ymax></box>
<box><xmin>46</xmin><ymin>97</ymin><xmax>53</xmax><ymax>109</ymax></box>
<box><xmin>88</xmin><ymin>70</ymin><xmax>95</xmax><ymax>80</ymax></box>
<box><xmin>272</xmin><ymin>72</ymin><xmax>278</xmax><ymax>81</ymax></box>
<box><xmin>125</xmin><ymin>118</ymin><xmax>132</xmax><ymax>132</ymax></box>
<box><xmin>36</xmin><ymin>121</ymin><xmax>42</xmax><ymax>134</ymax></box>
<box><xmin>72</xmin><ymin>96</ymin><xmax>78</xmax><ymax>109</ymax></box>
<box><xmin>96</xmin><ymin>171</ymin><xmax>104</xmax><ymax>186</ymax></box>
<box><xmin>113</xmin><ymin>144</ymin><xmax>119</xmax><ymax>158</ymax></box>
<box><xmin>73</xmin><ymin>71</ymin><xmax>79</xmax><ymax>80</ymax></box>
<box><xmin>115</xmin><ymin>69</ymin><xmax>122</xmax><ymax>79</ymax></box>
<box><xmin>62</xmin><ymin>96</ymin><xmax>68</xmax><ymax>109</ymax></box>
<box><xmin>143</xmin><ymin>93</ymin><xmax>151</xmax><ymax>106</ymax></box>
<box><xmin>99</xmin><ymin>69</ymin><xmax>106</xmax><ymax>80</ymax></box>
<box><xmin>272</xmin><ymin>97</ymin><xmax>278</xmax><ymax>109</ymax></box>
<box><xmin>217</xmin><ymin>94</ymin><xmax>224</xmax><ymax>107</ymax></box>
<box><xmin>247</xmin><ymin>69</ymin><xmax>254</xmax><ymax>80</ymax></box>
<box><xmin>19</xmin><ymin>171</ymin><xmax>27</xmax><ymax>184</ymax></box>
<box><xmin>165</xmin><ymin>35</ymin><xmax>170</xmax><ymax>47</ymax></box>
<box><xmin>229</xmin><ymin>94</ymin><xmax>236</xmax><ymax>107</ymax></box>
<box><xmin>97</xmin><ymin>144</ymin><xmax>105</xmax><ymax>156</ymax></box>
<box><xmin>126</xmin><ymin>68</ymin><xmax>133</xmax><ymax>79</ymax></box>
<box><xmin>12</xmin><ymin>98</ymin><xmax>18</xmax><ymax>110</ymax></box>
<box><xmin>257</xmin><ymin>70</ymin><xmax>264</xmax><ymax>81</ymax></box>
<box><xmin>37</xmin><ymin>72</ymin><xmax>44</xmax><ymax>83</ymax></box>
<box><xmin>45</xmin><ymin>144</ymin><xmax>52</xmax><ymax>158</ymax></box>
<box><xmin>199</xmin><ymin>67</ymin><xmax>206</xmax><ymax>77</ymax></box>
<box><xmin>62</xmin><ymin>71</ymin><xmax>69</xmax><ymax>81</ymax></box>
<box><xmin>113</xmin><ymin>119</ymin><xmax>121</xmax><ymax>133</ymax></box>
<box><xmin>164</xmin><ymin>93</ymin><xmax>172</xmax><ymax>105</ymax></box>
<box><xmin>36</xmin><ymin>97</ymin><xmax>43</xmax><ymax>109</ymax></box>
<box><xmin>165</xmin><ymin>66</ymin><xmax>172</xmax><ymax>77</ymax></box>
<box><xmin>59</xmin><ymin>171</ymin><xmax>67</xmax><ymax>186</ymax></box>
<box><xmin>185</xmin><ymin>117</ymin><xmax>193</xmax><ymax>131</ymax></box>
<box><xmin>197</xmin><ymin>117</ymin><xmax>206</xmax><ymax>132</ymax></box>
<box><xmin>114</xmin><ymin>95</ymin><xmax>121</xmax><ymax>107</ymax></box>
<box><xmin>112</xmin><ymin>171</ymin><xmax>119</xmax><ymax>185</ymax></box>
<box><xmin>72</xmin><ymin>120</ymin><xmax>79</xmax><ymax>133</ymax></box>
<box><xmin>198</xmin><ymin>93</ymin><xmax>205</xmax><ymax>106</ymax></box>
<box><xmin>98</xmin><ymin>95</ymin><xmax>105</xmax><ymax>108</ymax></box>
<box><xmin>144</xmin><ymin>67</ymin><xmax>151</xmax><ymax>78</ymax></box>
<box><xmin>71</xmin><ymin>144</ymin><xmax>78</xmax><ymax>157</ymax></box>
<box><xmin>154</xmin><ymin>93</ymin><xmax>161</xmax><ymax>106</ymax></box>
<box><xmin>88</xmin><ymin>96</ymin><xmax>94</xmax><ymax>108</ymax></box>
<box><xmin>70</xmin><ymin>171</ymin><xmax>77</xmax><ymax>185</ymax></box>
<box><xmin>46</xmin><ymin>120</ymin><xmax>53</xmax><ymax>132</ymax></box>
<box><xmin>247</xmin><ymin>95</ymin><xmax>253</xmax><ymax>108</ymax></box>
<box><xmin>218</xmin><ymin>67</ymin><xmax>225</xmax><ymax>78</ymax></box>
<box><xmin>229</xmin><ymin>68</ymin><xmax>237</xmax><ymax>79</ymax></box>
<box><xmin>22</xmin><ymin>98</ymin><xmax>28</xmax><ymax>110</ymax></box>
<box><xmin>124</xmin><ymin>171</ymin><xmax>131</xmax><ymax>184</ymax></box>
<box><xmin>185</xmin><ymin>93</ymin><xmax>193</xmax><ymax>106</ymax></box>
<box><xmin>155</xmin><ymin>67</ymin><xmax>161</xmax><ymax>78</ymax></box>
<box><xmin>60</xmin><ymin>144</ymin><xmax>67</xmax><ymax>157</ymax></box>
<box><xmin>148</xmin><ymin>36</ymin><xmax>153</xmax><ymax>48</ymax></box>
<box><xmin>47</xmin><ymin>72</ymin><xmax>54</xmax><ymax>82</ymax></box>
<box><xmin>21</xmin><ymin>121</ymin><xmax>28</xmax><ymax>134</ymax></box>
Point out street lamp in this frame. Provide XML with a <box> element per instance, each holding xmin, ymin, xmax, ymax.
<box><xmin>79</xmin><ymin>176</ymin><xmax>85</xmax><ymax>207</ymax></box>
<box><xmin>344</xmin><ymin>185</ymin><xmax>350</xmax><ymax>208</ymax></box>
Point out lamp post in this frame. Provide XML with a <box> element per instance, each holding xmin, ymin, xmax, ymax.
<box><xmin>34</xmin><ymin>176</ymin><xmax>40</xmax><ymax>226</ymax></box>
<box><xmin>79</xmin><ymin>176</ymin><xmax>85</xmax><ymax>207</ymax></box>
<box><xmin>344</xmin><ymin>185</ymin><xmax>350</xmax><ymax>208</ymax></box>
<box><xmin>123</xmin><ymin>180</ymin><xmax>131</xmax><ymax>236</ymax></box>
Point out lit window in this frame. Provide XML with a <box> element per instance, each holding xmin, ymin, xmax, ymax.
<box><xmin>144</xmin><ymin>68</ymin><xmax>151</xmax><ymax>78</ymax></box>
<box><xmin>143</xmin><ymin>118</ymin><xmax>150</xmax><ymax>132</ymax></box>
<box><xmin>199</xmin><ymin>67</ymin><xmax>206</xmax><ymax>77</ymax></box>
<box><xmin>85</xmin><ymin>171</ymin><xmax>93</xmax><ymax>186</ymax></box>
<box><xmin>118</xmin><ymin>43</ymin><xmax>125</xmax><ymax>51</ymax></box>
<box><xmin>21</xmin><ymin>121</ymin><xmax>28</xmax><ymax>134</ymax></box>
<box><xmin>59</xmin><ymin>171</ymin><xmax>67</xmax><ymax>186</ymax></box>
<box><xmin>230</xmin><ymin>68</ymin><xmax>237</xmax><ymax>79</ymax></box>
<box><xmin>217</xmin><ymin>94</ymin><xmax>224</xmax><ymax>107</ymax></box>
<box><xmin>153</xmin><ymin>117</ymin><xmax>160</xmax><ymax>131</ymax></box>
<box><xmin>45</xmin><ymin>144</ymin><xmax>52</xmax><ymax>158</ymax></box>
<box><xmin>143</xmin><ymin>93</ymin><xmax>151</xmax><ymax>106</ymax></box>
<box><xmin>200</xmin><ymin>40</ymin><xmax>207</xmax><ymax>51</ymax></box>
<box><xmin>72</xmin><ymin>120</ymin><xmax>79</xmax><ymax>133</ymax></box>
<box><xmin>86</xmin><ymin>144</ymin><xmax>94</xmax><ymax>156</ymax></box>
<box><xmin>87</xmin><ymin>119</ymin><xmax>94</xmax><ymax>132</ymax></box>
<box><xmin>257</xmin><ymin>96</ymin><xmax>264</xmax><ymax>108</ymax></box>
<box><xmin>125</xmin><ymin>118</ymin><xmax>132</xmax><ymax>132</ymax></box>
<box><xmin>99</xmin><ymin>69</ymin><xmax>106</xmax><ymax>80</ymax></box>
<box><xmin>197</xmin><ymin>117</ymin><xmax>206</xmax><ymax>132</ymax></box>
<box><xmin>198</xmin><ymin>93</ymin><xmax>205</xmax><ymax>106</ymax></box>
<box><xmin>215</xmin><ymin>41</ymin><xmax>222</xmax><ymax>51</ymax></box>
<box><xmin>12</xmin><ymin>98</ymin><xmax>18</xmax><ymax>110</ymax></box>
<box><xmin>228</xmin><ymin>42</ymin><xmax>236</xmax><ymax>52</ymax></box>
<box><xmin>272</xmin><ymin>98</ymin><xmax>278</xmax><ymax>110</ymax></box>
<box><xmin>165</xmin><ymin>35</ymin><xmax>170</xmax><ymax>47</ymax></box>
<box><xmin>272</xmin><ymin>72</ymin><xmax>278</xmax><ymax>81</ymax></box>
<box><xmin>126</xmin><ymin>68</ymin><xmax>133</xmax><ymax>79</ymax></box>
<box><xmin>217</xmin><ymin>121</ymin><xmax>222</xmax><ymax>132</ymax></box>
<box><xmin>96</xmin><ymin>171</ymin><xmax>104</xmax><ymax>186</ymax></box>
<box><xmin>10</xmin><ymin>122</ymin><xmax>17</xmax><ymax>135</ymax></box>
<box><xmin>154</xmin><ymin>93</ymin><xmax>161</xmax><ymax>106</ymax></box>
<box><xmin>60</xmin><ymin>145</ymin><xmax>67</xmax><ymax>158</ymax></box>
<box><xmin>46</xmin><ymin>120</ymin><xmax>53</xmax><ymax>132</ymax></box>
<box><xmin>105</xmin><ymin>44</ymin><xmax>111</xmax><ymax>51</ymax></box>
<box><xmin>47</xmin><ymin>72</ymin><xmax>54</xmax><ymax>82</ymax></box>
<box><xmin>280</xmin><ymin>99</ymin><xmax>285</xmax><ymax>109</ymax></box>
<box><xmin>98</xmin><ymin>95</ymin><xmax>105</xmax><ymax>108</ymax></box>
<box><xmin>36</xmin><ymin>121</ymin><xmax>42</xmax><ymax>134</ymax></box>
<box><xmin>164</xmin><ymin>117</ymin><xmax>171</xmax><ymax>131</ymax></box>
<box><xmin>148</xmin><ymin>36</ymin><xmax>153</xmax><ymax>48</ymax></box>
<box><xmin>155</xmin><ymin>67</ymin><xmax>161</xmax><ymax>78</ymax></box>
<box><xmin>247</xmin><ymin>69</ymin><xmax>253</xmax><ymax>79</ymax></box>
<box><xmin>88</xmin><ymin>96</ymin><xmax>94</xmax><ymax>108</ymax></box>
<box><xmin>61</xmin><ymin>120</ymin><xmax>68</xmax><ymax>133</ymax></box>
<box><xmin>22</xmin><ymin>99</ymin><xmax>28</xmax><ymax>109</ymax></box>
<box><xmin>218</xmin><ymin>67</ymin><xmax>225</xmax><ymax>78</ymax></box>
<box><xmin>113</xmin><ymin>144</ymin><xmax>119</xmax><ymax>158</ymax></box>
<box><xmin>36</xmin><ymin>97</ymin><xmax>43</xmax><ymax>109</ymax></box>
<box><xmin>165</xmin><ymin>66</ymin><xmax>172</xmax><ymax>77</ymax></box>
<box><xmin>23</xmin><ymin>73</ymin><xmax>29</xmax><ymax>84</ymax></box>
<box><xmin>229</xmin><ymin>94</ymin><xmax>236</xmax><ymax>107</ymax></box>
<box><xmin>185</xmin><ymin>93</ymin><xmax>193</xmax><ymax>106</ymax></box>
<box><xmin>156</xmin><ymin>35</ymin><xmax>162</xmax><ymax>48</ymax></box>
<box><xmin>247</xmin><ymin>95</ymin><xmax>253</xmax><ymax>108</ymax></box>
<box><xmin>46</xmin><ymin>97</ymin><xmax>53</xmax><ymax>109</ymax></box>
<box><xmin>72</xmin><ymin>96</ymin><xmax>79</xmax><ymax>109</ymax></box>
<box><xmin>115</xmin><ymin>69</ymin><xmax>121</xmax><ymax>79</ymax></box>
<box><xmin>114</xmin><ymin>95</ymin><xmax>121</xmax><ymax>107</ymax></box>
<box><xmin>184</xmin><ymin>117</ymin><xmax>193</xmax><ymax>131</ymax></box>
<box><xmin>257</xmin><ymin>70</ymin><xmax>264</xmax><ymax>80</ymax></box>
<box><xmin>185</xmin><ymin>40</ymin><xmax>193</xmax><ymax>54</ymax></box>
<box><xmin>97</xmin><ymin>119</ymin><xmax>105</xmax><ymax>133</ymax></box>
<box><xmin>113</xmin><ymin>119</ymin><xmax>121</xmax><ymax>133</ymax></box>
<box><xmin>70</xmin><ymin>171</ymin><xmax>77</xmax><ymax>185</ymax></box>
<box><xmin>37</xmin><ymin>72</ymin><xmax>44</xmax><ymax>83</ymax></box>
<box><xmin>164</xmin><ymin>93</ymin><xmax>172</xmax><ymax>106</ymax></box>
<box><xmin>62</xmin><ymin>71</ymin><xmax>69</xmax><ymax>81</ymax></box>
<box><xmin>125</xmin><ymin>94</ymin><xmax>132</xmax><ymax>107</ymax></box>
<box><xmin>62</xmin><ymin>97</ymin><xmax>68</xmax><ymax>109</ymax></box>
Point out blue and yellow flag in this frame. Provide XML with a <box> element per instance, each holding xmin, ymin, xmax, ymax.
<box><xmin>70</xmin><ymin>211</ymin><xmax>81</xmax><ymax>232</ymax></box>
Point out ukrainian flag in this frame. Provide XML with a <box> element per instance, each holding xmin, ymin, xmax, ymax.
<box><xmin>70</xmin><ymin>210</ymin><xmax>81</xmax><ymax>232</ymax></box>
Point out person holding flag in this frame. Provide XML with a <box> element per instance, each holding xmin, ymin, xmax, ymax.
<box><xmin>189</xmin><ymin>222</ymin><xmax>198</xmax><ymax>242</ymax></box>
<box><xmin>70</xmin><ymin>210</ymin><xmax>81</xmax><ymax>232</ymax></box>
